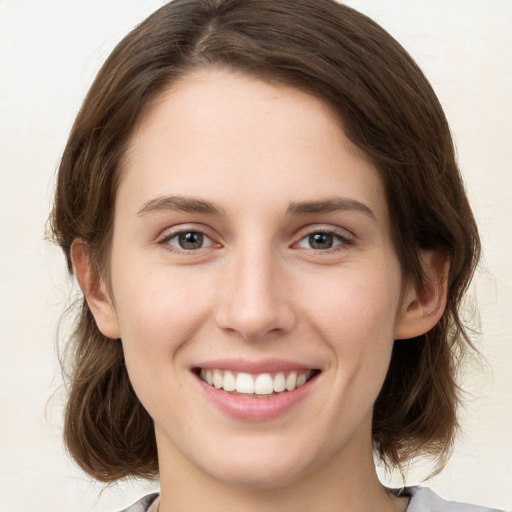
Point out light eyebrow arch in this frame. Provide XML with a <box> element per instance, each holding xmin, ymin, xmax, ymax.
<box><xmin>137</xmin><ymin>195</ymin><xmax>225</xmax><ymax>216</ymax></box>
<box><xmin>287</xmin><ymin>197</ymin><xmax>376</xmax><ymax>220</ymax></box>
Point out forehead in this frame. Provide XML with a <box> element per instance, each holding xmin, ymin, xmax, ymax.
<box><xmin>120</xmin><ymin>68</ymin><xmax>388</xmax><ymax>227</ymax></box>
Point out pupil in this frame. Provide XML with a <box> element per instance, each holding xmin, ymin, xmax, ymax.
<box><xmin>309</xmin><ymin>233</ymin><xmax>333</xmax><ymax>249</ymax></box>
<box><xmin>179</xmin><ymin>232</ymin><xmax>203</xmax><ymax>250</ymax></box>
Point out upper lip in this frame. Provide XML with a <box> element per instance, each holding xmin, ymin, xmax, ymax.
<box><xmin>193</xmin><ymin>358</ymin><xmax>320</xmax><ymax>374</ymax></box>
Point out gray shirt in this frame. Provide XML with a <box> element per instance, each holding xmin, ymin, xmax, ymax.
<box><xmin>120</xmin><ymin>487</ymin><xmax>506</xmax><ymax>511</ymax></box>
<box><xmin>405</xmin><ymin>487</ymin><xmax>504</xmax><ymax>511</ymax></box>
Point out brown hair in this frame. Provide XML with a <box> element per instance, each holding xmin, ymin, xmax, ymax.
<box><xmin>51</xmin><ymin>0</ymin><xmax>480</xmax><ymax>482</ymax></box>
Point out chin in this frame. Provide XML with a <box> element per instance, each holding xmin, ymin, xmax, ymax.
<box><xmin>208</xmin><ymin>459</ymin><xmax>309</xmax><ymax>491</ymax></box>
<box><xmin>191</xmin><ymin>435</ymin><xmax>324</xmax><ymax>491</ymax></box>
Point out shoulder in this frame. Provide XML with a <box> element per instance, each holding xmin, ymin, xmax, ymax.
<box><xmin>118</xmin><ymin>493</ymin><xmax>159</xmax><ymax>512</ymax></box>
<box><xmin>406</xmin><ymin>487</ymin><xmax>506</xmax><ymax>512</ymax></box>
<box><xmin>117</xmin><ymin>489</ymin><xmax>507</xmax><ymax>512</ymax></box>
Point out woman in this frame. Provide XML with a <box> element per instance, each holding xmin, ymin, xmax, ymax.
<box><xmin>50</xmin><ymin>1</ymin><xmax>503</xmax><ymax>510</ymax></box>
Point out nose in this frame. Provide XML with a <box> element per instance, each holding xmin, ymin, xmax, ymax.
<box><xmin>214</xmin><ymin>244</ymin><xmax>296</xmax><ymax>340</ymax></box>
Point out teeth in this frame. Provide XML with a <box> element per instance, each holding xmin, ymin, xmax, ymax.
<box><xmin>254</xmin><ymin>374</ymin><xmax>274</xmax><ymax>395</ymax></box>
<box><xmin>273</xmin><ymin>372</ymin><xmax>286</xmax><ymax>392</ymax></box>
<box><xmin>200</xmin><ymin>369</ymin><xmax>313</xmax><ymax>394</ymax></box>
<box><xmin>236</xmin><ymin>372</ymin><xmax>255</xmax><ymax>393</ymax></box>
<box><xmin>223</xmin><ymin>370</ymin><xmax>236</xmax><ymax>392</ymax></box>
<box><xmin>285</xmin><ymin>372</ymin><xmax>297</xmax><ymax>391</ymax></box>
<box><xmin>213</xmin><ymin>369</ymin><xmax>223</xmax><ymax>389</ymax></box>
<box><xmin>296</xmin><ymin>373</ymin><xmax>307</xmax><ymax>387</ymax></box>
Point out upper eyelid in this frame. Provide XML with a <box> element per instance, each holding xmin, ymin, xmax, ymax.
<box><xmin>293</xmin><ymin>224</ymin><xmax>355</xmax><ymax>240</ymax></box>
<box><xmin>162</xmin><ymin>230</ymin><xmax>213</xmax><ymax>243</ymax></box>
<box><xmin>155</xmin><ymin>223</ymin><xmax>355</xmax><ymax>245</ymax></box>
<box><xmin>158</xmin><ymin>229</ymin><xmax>220</xmax><ymax>254</ymax></box>
<box><xmin>158</xmin><ymin>224</ymin><xmax>216</xmax><ymax>241</ymax></box>
<box><xmin>290</xmin><ymin>225</ymin><xmax>357</xmax><ymax>253</ymax></box>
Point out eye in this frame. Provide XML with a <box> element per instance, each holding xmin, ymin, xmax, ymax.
<box><xmin>162</xmin><ymin>230</ymin><xmax>216</xmax><ymax>251</ymax></box>
<box><xmin>296</xmin><ymin>231</ymin><xmax>352</xmax><ymax>251</ymax></box>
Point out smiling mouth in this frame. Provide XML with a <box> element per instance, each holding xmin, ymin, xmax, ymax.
<box><xmin>196</xmin><ymin>368</ymin><xmax>319</xmax><ymax>397</ymax></box>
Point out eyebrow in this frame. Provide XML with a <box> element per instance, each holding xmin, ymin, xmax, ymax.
<box><xmin>287</xmin><ymin>197</ymin><xmax>376</xmax><ymax>220</ymax></box>
<box><xmin>137</xmin><ymin>196</ymin><xmax>225</xmax><ymax>216</ymax></box>
<box><xmin>137</xmin><ymin>195</ymin><xmax>376</xmax><ymax>220</ymax></box>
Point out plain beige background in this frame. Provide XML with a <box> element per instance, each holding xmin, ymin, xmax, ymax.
<box><xmin>0</xmin><ymin>1</ymin><xmax>510</xmax><ymax>510</ymax></box>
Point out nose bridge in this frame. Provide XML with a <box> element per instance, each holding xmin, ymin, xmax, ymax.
<box><xmin>215</xmin><ymin>237</ymin><xmax>294</xmax><ymax>339</ymax></box>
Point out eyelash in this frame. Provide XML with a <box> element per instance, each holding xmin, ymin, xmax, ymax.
<box><xmin>157</xmin><ymin>227</ymin><xmax>355</xmax><ymax>253</ymax></box>
<box><xmin>293</xmin><ymin>228</ymin><xmax>355</xmax><ymax>253</ymax></box>
<box><xmin>159</xmin><ymin>228</ymin><xmax>217</xmax><ymax>253</ymax></box>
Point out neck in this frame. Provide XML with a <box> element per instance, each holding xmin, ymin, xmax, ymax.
<box><xmin>156</xmin><ymin>423</ymin><xmax>406</xmax><ymax>512</ymax></box>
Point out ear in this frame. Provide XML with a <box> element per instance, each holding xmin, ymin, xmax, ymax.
<box><xmin>394</xmin><ymin>251</ymin><xmax>449</xmax><ymax>340</ymax></box>
<box><xmin>70</xmin><ymin>239</ymin><xmax>121</xmax><ymax>340</ymax></box>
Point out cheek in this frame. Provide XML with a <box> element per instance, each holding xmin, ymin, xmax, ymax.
<box><xmin>110</xmin><ymin>267</ymin><xmax>218</xmax><ymax>402</ymax></box>
<box><xmin>111</xmin><ymin>270</ymin><xmax>210</xmax><ymax>412</ymax></box>
<box><xmin>113</xmin><ymin>265</ymin><xmax>213</xmax><ymax>339</ymax></box>
<box><xmin>301</xmin><ymin>264</ymin><xmax>401</xmax><ymax>397</ymax></box>
<box><xmin>304</xmin><ymin>263</ymin><xmax>401</xmax><ymax>342</ymax></box>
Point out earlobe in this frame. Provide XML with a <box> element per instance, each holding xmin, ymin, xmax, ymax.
<box><xmin>394</xmin><ymin>252</ymin><xmax>449</xmax><ymax>340</ymax></box>
<box><xmin>70</xmin><ymin>239</ymin><xmax>121</xmax><ymax>340</ymax></box>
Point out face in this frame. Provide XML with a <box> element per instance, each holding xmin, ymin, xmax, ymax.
<box><xmin>91</xmin><ymin>68</ymin><xmax>422</xmax><ymax>489</ymax></box>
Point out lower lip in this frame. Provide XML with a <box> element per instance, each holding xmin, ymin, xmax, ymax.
<box><xmin>197</xmin><ymin>374</ymin><xmax>318</xmax><ymax>421</ymax></box>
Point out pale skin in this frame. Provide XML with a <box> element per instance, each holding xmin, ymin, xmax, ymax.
<box><xmin>72</xmin><ymin>68</ymin><xmax>447</xmax><ymax>512</ymax></box>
